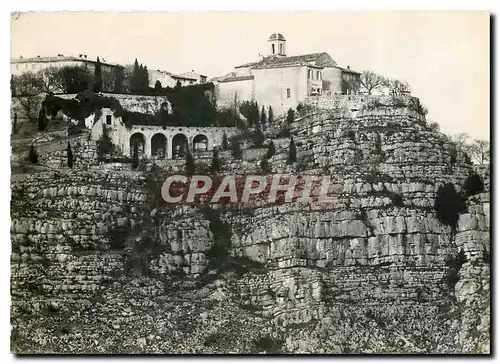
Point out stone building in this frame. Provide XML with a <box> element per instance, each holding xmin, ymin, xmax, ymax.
<box><xmin>148</xmin><ymin>69</ymin><xmax>207</xmax><ymax>89</ymax></box>
<box><xmin>214</xmin><ymin>33</ymin><xmax>361</xmax><ymax>115</ymax></box>
<box><xmin>10</xmin><ymin>54</ymin><xmax>119</xmax><ymax>76</ymax></box>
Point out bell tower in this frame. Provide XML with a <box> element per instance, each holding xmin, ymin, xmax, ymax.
<box><xmin>268</xmin><ymin>33</ymin><xmax>286</xmax><ymax>57</ymax></box>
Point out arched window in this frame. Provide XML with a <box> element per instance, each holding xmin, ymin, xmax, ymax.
<box><xmin>130</xmin><ymin>133</ymin><xmax>145</xmax><ymax>156</ymax></box>
<box><xmin>151</xmin><ymin>133</ymin><xmax>167</xmax><ymax>158</ymax></box>
<box><xmin>193</xmin><ymin>134</ymin><xmax>209</xmax><ymax>152</ymax></box>
<box><xmin>172</xmin><ymin>134</ymin><xmax>189</xmax><ymax>159</ymax></box>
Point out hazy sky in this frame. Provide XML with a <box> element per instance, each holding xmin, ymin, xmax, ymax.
<box><xmin>11</xmin><ymin>11</ymin><xmax>490</xmax><ymax>140</ymax></box>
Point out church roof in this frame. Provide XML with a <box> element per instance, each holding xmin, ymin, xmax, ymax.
<box><xmin>268</xmin><ymin>33</ymin><xmax>286</xmax><ymax>41</ymax></box>
<box><xmin>235</xmin><ymin>52</ymin><xmax>338</xmax><ymax>69</ymax></box>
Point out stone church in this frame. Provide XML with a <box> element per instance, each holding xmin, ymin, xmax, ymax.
<box><xmin>214</xmin><ymin>33</ymin><xmax>361</xmax><ymax>115</ymax></box>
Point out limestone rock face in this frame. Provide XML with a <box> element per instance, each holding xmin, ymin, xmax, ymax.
<box><xmin>10</xmin><ymin>99</ymin><xmax>489</xmax><ymax>354</ymax></box>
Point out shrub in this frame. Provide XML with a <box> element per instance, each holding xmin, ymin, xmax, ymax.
<box><xmin>252</xmin><ymin>129</ymin><xmax>265</xmax><ymax>148</ymax></box>
<box><xmin>266</xmin><ymin>140</ymin><xmax>276</xmax><ymax>159</ymax></box>
<box><xmin>463</xmin><ymin>172</ymin><xmax>484</xmax><ymax>197</ymax></box>
<box><xmin>202</xmin><ymin>207</ymin><xmax>232</xmax><ymax>267</ymax></box>
<box><xmin>434</xmin><ymin>183</ymin><xmax>466</xmax><ymax>230</ymax></box>
<box><xmin>445</xmin><ymin>249</ymin><xmax>467</xmax><ymax>291</ymax></box>
<box><xmin>231</xmin><ymin>140</ymin><xmax>242</xmax><ymax>159</ymax></box>
<box><xmin>96</xmin><ymin>133</ymin><xmax>114</xmax><ymax>158</ymax></box>
<box><xmin>28</xmin><ymin>145</ymin><xmax>38</xmax><ymax>163</ymax></box>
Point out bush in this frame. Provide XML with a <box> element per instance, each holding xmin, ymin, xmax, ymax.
<box><xmin>434</xmin><ymin>183</ymin><xmax>466</xmax><ymax>230</ymax></box>
<box><xmin>445</xmin><ymin>250</ymin><xmax>467</xmax><ymax>290</ymax></box>
<box><xmin>222</xmin><ymin>133</ymin><xmax>229</xmax><ymax>150</ymax></box>
<box><xmin>231</xmin><ymin>140</ymin><xmax>242</xmax><ymax>159</ymax></box>
<box><xmin>28</xmin><ymin>145</ymin><xmax>38</xmax><ymax>163</ymax></box>
<box><xmin>96</xmin><ymin>133</ymin><xmax>114</xmax><ymax>158</ymax></box>
<box><xmin>202</xmin><ymin>207</ymin><xmax>232</xmax><ymax>267</ymax></box>
<box><xmin>463</xmin><ymin>172</ymin><xmax>484</xmax><ymax>197</ymax></box>
<box><xmin>266</xmin><ymin>140</ymin><xmax>276</xmax><ymax>159</ymax></box>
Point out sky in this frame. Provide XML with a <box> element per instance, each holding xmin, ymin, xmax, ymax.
<box><xmin>10</xmin><ymin>11</ymin><xmax>490</xmax><ymax>140</ymax></box>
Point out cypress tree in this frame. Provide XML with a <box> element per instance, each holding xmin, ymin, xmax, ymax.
<box><xmin>266</xmin><ymin>140</ymin><xmax>276</xmax><ymax>159</ymax></box>
<box><xmin>154</xmin><ymin>80</ymin><xmax>162</xmax><ymax>93</ymax></box>
<box><xmin>260</xmin><ymin>105</ymin><xmax>267</xmax><ymax>127</ymax></box>
<box><xmin>114</xmin><ymin>66</ymin><xmax>124</xmax><ymax>93</ymax></box>
<box><xmin>12</xmin><ymin>112</ymin><xmax>17</xmax><ymax>135</ymax></box>
<box><xmin>67</xmin><ymin>141</ymin><xmax>74</xmax><ymax>168</ymax></box>
<box><xmin>94</xmin><ymin>56</ymin><xmax>103</xmax><ymax>93</ymax></box>
<box><xmin>261</xmin><ymin>157</ymin><xmax>269</xmax><ymax>174</ymax></box>
<box><xmin>268</xmin><ymin>106</ymin><xmax>274</xmax><ymax>125</ymax></box>
<box><xmin>38</xmin><ymin>105</ymin><xmax>46</xmax><ymax>131</ymax></box>
<box><xmin>286</xmin><ymin>108</ymin><xmax>295</xmax><ymax>125</ymax></box>
<box><xmin>210</xmin><ymin>149</ymin><xmax>221</xmax><ymax>173</ymax></box>
<box><xmin>185</xmin><ymin>151</ymin><xmax>196</xmax><ymax>176</ymax></box>
<box><xmin>222</xmin><ymin>133</ymin><xmax>229</xmax><ymax>150</ymax></box>
<box><xmin>131</xmin><ymin>143</ymin><xmax>139</xmax><ymax>169</ymax></box>
<box><xmin>287</xmin><ymin>136</ymin><xmax>297</xmax><ymax>165</ymax></box>
<box><xmin>29</xmin><ymin>145</ymin><xmax>38</xmax><ymax>163</ymax></box>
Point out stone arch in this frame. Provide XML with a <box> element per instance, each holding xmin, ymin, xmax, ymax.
<box><xmin>130</xmin><ymin>132</ymin><xmax>146</xmax><ymax>156</ymax></box>
<box><xmin>193</xmin><ymin>134</ymin><xmax>209</xmax><ymax>152</ymax></box>
<box><xmin>172</xmin><ymin>133</ymin><xmax>189</xmax><ymax>159</ymax></box>
<box><xmin>151</xmin><ymin>133</ymin><xmax>167</xmax><ymax>158</ymax></box>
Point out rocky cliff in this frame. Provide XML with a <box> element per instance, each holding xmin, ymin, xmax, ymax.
<box><xmin>10</xmin><ymin>95</ymin><xmax>490</xmax><ymax>353</ymax></box>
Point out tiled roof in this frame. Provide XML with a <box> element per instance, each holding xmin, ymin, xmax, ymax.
<box><xmin>337</xmin><ymin>66</ymin><xmax>361</xmax><ymax>75</ymax></box>
<box><xmin>11</xmin><ymin>55</ymin><xmax>119</xmax><ymax>68</ymax></box>
<box><xmin>235</xmin><ymin>52</ymin><xmax>338</xmax><ymax>69</ymax></box>
<box><xmin>218</xmin><ymin>75</ymin><xmax>255</xmax><ymax>83</ymax></box>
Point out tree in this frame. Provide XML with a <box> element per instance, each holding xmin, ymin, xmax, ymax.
<box><xmin>359</xmin><ymin>71</ymin><xmax>386</xmax><ymax>95</ymax></box>
<box><xmin>260</xmin><ymin>105</ymin><xmax>267</xmax><ymax>127</ymax></box>
<box><xmin>463</xmin><ymin>172</ymin><xmax>484</xmax><ymax>197</ymax></box>
<box><xmin>210</xmin><ymin>149</ymin><xmax>221</xmax><ymax>173</ymax></box>
<box><xmin>434</xmin><ymin>183</ymin><xmax>466</xmax><ymax>231</ymax></box>
<box><xmin>12</xmin><ymin>113</ymin><xmax>17</xmax><ymax>135</ymax></box>
<box><xmin>222</xmin><ymin>133</ymin><xmax>229</xmax><ymax>150</ymax></box>
<box><xmin>131</xmin><ymin>143</ymin><xmax>139</xmax><ymax>169</ymax></box>
<box><xmin>10</xmin><ymin>74</ymin><xmax>16</xmax><ymax>96</ymax></box>
<box><xmin>67</xmin><ymin>141</ymin><xmax>74</xmax><ymax>168</ymax></box>
<box><xmin>468</xmin><ymin>139</ymin><xmax>490</xmax><ymax>165</ymax></box>
<box><xmin>154</xmin><ymin>80</ymin><xmax>162</xmax><ymax>93</ymax></box>
<box><xmin>114</xmin><ymin>66</ymin><xmax>125</xmax><ymax>93</ymax></box>
<box><xmin>131</xmin><ymin>59</ymin><xmax>140</xmax><ymax>92</ymax></box>
<box><xmin>175</xmin><ymin>80</ymin><xmax>182</xmax><ymax>90</ymax></box>
<box><xmin>38</xmin><ymin>104</ymin><xmax>47</xmax><ymax>131</ymax></box>
<box><xmin>266</xmin><ymin>140</ymin><xmax>276</xmax><ymax>159</ymax></box>
<box><xmin>287</xmin><ymin>136</ymin><xmax>297</xmax><ymax>165</ymax></box>
<box><xmin>385</xmin><ymin>78</ymin><xmax>411</xmax><ymax>96</ymax></box>
<box><xmin>185</xmin><ymin>151</ymin><xmax>196</xmax><ymax>176</ymax></box>
<box><xmin>29</xmin><ymin>145</ymin><xmax>38</xmax><ymax>163</ymax></box>
<box><xmin>93</xmin><ymin>57</ymin><xmax>103</xmax><ymax>93</ymax></box>
<box><xmin>261</xmin><ymin>157</ymin><xmax>270</xmax><ymax>174</ymax></box>
<box><xmin>286</xmin><ymin>108</ymin><xmax>295</xmax><ymax>125</ymax></box>
<box><xmin>58</xmin><ymin>66</ymin><xmax>92</xmax><ymax>93</ymax></box>
<box><xmin>268</xmin><ymin>106</ymin><xmax>274</xmax><ymax>125</ymax></box>
<box><xmin>101</xmin><ymin>68</ymin><xmax>116</xmax><ymax>93</ymax></box>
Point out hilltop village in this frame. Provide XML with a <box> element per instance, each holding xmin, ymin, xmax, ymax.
<box><xmin>10</xmin><ymin>33</ymin><xmax>490</xmax><ymax>354</ymax></box>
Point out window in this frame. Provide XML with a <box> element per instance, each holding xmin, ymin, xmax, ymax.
<box><xmin>316</xmin><ymin>71</ymin><xmax>320</xmax><ymax>80</ymax></box>
<box><xmin>308</xmin><ymin>69</ymin><xmax>312</xmax><ymax>79</ymax></box>
<box><xmin>106</xmin><ymin>115</ymin><xmax>112</xmax><ymax>125</ymax></box>
<box><xmin>272</xmin><ymin>44</ymin><xmax>275</xmax><ymax>54</ymax></box>
<box><xmin>279</xmin><ymin>44</ymin><xmax>283</xmax><ymax>54</ymax></box>
<box><xmin>286</xmin><ymin>88</ymin><xmax>291</xmax><ymax>98</ymax></box>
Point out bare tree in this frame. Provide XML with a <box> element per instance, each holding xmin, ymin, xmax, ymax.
<box><xmin>385</xmin><ymin>78</ymin><xmax>411</xmax><ymax>96</ymax></box>
<box><xmin>38</xmin><ymin>67</ymin><xmax>66</xmax><ymax>94</ymax></box>
<box><xmin>450</xmin><ymin>133</ymin><xmax>470</xmax><ymax>151</ymax></box>
<box><xmin>467</xmin><ymin>139</ymin><xmax>490</xmax><ymax>165</ymax></box>
<box><xmin>359</xmin><ymin>71</ymin><xmax>386</xmax><ymax>95</ymax></box>
<box><xmin>11</xmin><ymin>72</ymin><xmax>45</xmax><ymax>123</ymax></box>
